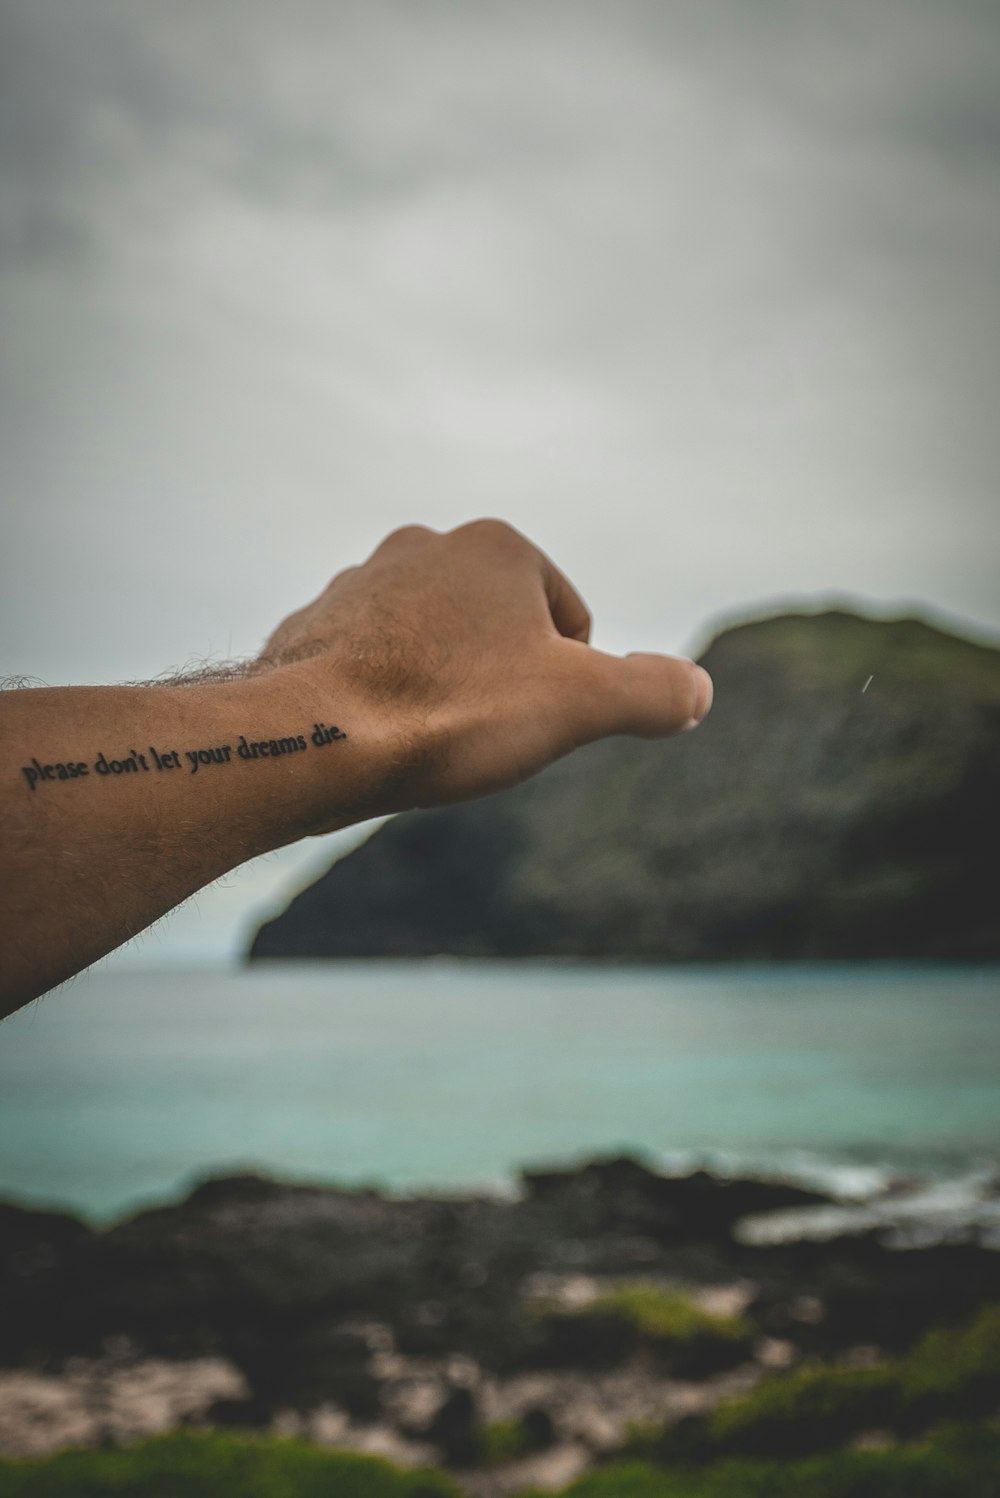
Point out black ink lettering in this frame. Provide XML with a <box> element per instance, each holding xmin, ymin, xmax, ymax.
<box><xmin>312</xmin><ymin>723</ymin><xmax>348</xmax><ymax>745</ymax></box>
<box><xmin>21</xmin><ymin>759</ymin><xmax>87</xmax><ymax>791</ymax></box>
<box><xmin>19</xmin><ymin>721</ymin><xmax>345</xmax><ymax>797</ymax></box>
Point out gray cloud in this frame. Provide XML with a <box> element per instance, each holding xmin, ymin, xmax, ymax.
<box><xmin>2</xmin><ymin>0</ymin><xmax>998</xmax><ymax>956</ymax></box>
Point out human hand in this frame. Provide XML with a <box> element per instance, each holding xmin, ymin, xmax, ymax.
<box><xmin>260</xmin><ymin>519</ymin><xmax>713</xmax><ymax>830</ymax></box>
<box><xmin>0</xmin><ymin>518</ymin><xmax>712</xmax><ymax>1007</ymax></box>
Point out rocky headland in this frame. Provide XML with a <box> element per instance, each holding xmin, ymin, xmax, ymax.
<box><xmin>249</xmin><ymin>609</ymin><xmax>1000</xmax><ymax>962</ymax></box>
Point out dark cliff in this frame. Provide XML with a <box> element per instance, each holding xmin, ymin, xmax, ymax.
<box><xmin>249</xmin><ymin>609</ymin><xmax>1000</xmax><ymax>961</ymax></box>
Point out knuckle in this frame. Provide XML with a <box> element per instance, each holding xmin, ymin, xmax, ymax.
<box><xmin>329</xmin><ymin>564</ymin><xmax>360</xmax><ymax>586</ymax></box>
<box><xmin>379</xmin><ymin>523</ymin><xmax>435</xmax><ymax>551</ymax></box>
<box><xmin>457</xmin><ymin>516</ymin><xmax>520</xmax><ymax>545</ymax></box>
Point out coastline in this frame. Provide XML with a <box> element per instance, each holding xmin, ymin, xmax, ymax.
<box><xmin>2</xmin><ymin>1153</ymin><xmax>998</xmax><ymax>1490</ymax></box>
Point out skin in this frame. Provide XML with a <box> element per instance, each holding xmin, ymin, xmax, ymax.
<box><xmin>0</xmin><ymin>519</ymin><xmax>712</xmax><ymax>1018</ymax></box>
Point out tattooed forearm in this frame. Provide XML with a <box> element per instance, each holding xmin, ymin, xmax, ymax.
<box><xmin>20</xmin><ymin>721</ymin><xmax>347</xmax><ymax>793</ymax></box>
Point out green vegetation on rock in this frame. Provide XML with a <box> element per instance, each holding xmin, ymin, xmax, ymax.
<box><xmin>523</xmin><ymin>1281</ymin><xmax>754</xmax><ymax>1374</ymax></box>
<box><xmin>588</xmin><ymin>1283</ymin><xmax>750</xmax><ymax>1342</ymax></box>
<box><xmin>515</xmin><ymin>1424</ymin><xmax>1000</xmax><ymax>1497</ymax></box>
<box><xmin>704</xmin><ymin>1362</ymin><xmax>899</xmax><ymax>1458</ymax></box>
<box><xmin>624</xmin><ymin>1303</ymin><xmax>1000</xmax><ymax>1465</ymax></box>
<box><xmin>0</xmin><ymin>1431</ymin><xmax>462</xmax><ymax>1498</ymax></box>
<box><xmin>4</xmin><ymin>1424</ymin><xmax>999</xmax><ymax>1498</ymax></box>
<box><xmin>1</xmin><ymin>1311</ymin><xmax>997</xmax><ymax>1497</ymax></box>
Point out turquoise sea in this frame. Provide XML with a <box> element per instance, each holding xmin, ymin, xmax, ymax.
<box><xmin>0</xmin><ymin>961</ymin><xmax>998</xmax><ymax>1228</ymax></box>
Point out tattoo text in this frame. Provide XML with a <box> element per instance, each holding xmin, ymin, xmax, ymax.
<box><xmin>20</xmin><ymin>722</ymin><xmax>347</xmax><ymax>793</ymax></box>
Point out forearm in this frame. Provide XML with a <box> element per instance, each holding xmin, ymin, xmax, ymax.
<box><xmin>1</xmin><ymin>521</ymin><xmax>712</xmax><ymax>1018</ymax></box>
<box><xmin>0</xmin><ymin>664</ymin><xmax>395</xmax><ymax>1016</ymax></box>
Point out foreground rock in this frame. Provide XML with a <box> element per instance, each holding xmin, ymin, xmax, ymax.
<box><xmin>250</xmin><ymin>610</ymin><xmax>1000</xmax><ymax>961</ymax></box>
<box><xmin>0</xmin><ymin>1355</ymin><xmax>246</xmax><ymax>1458</ymax></box>
<box><xmin>2</xmin><ymin>1155</ymin><xmax>998</xmax><ymax>1485</ymax></box>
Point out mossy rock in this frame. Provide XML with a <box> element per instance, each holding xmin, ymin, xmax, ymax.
<box><xmin>524</xmin><ymin>1282</ymin><xmax>753</xmax><ymax>1372</ymax></box>
<box><xmin>514</xmin><ymin>1422</ymin><xmax>1000</xmax><ymax>1496</ymax></box>
<box><xmin>0</xmin><ymin>1429</ymin><xmax>462</xmax><ymax>1497</ymax></box>
<box><xmin>632</xmin><ymin>1302</ymin><xmax>1000</xmax><ymax>1466</ymax></box>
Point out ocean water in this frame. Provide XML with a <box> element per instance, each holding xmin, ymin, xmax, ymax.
<box><xmin>0</xmin><ymin>961</ymin><xmax>998</xmax><ymax>1227</ymax></box>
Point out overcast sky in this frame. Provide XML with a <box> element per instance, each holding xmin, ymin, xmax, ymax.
<box><xmin>2</xmin><ymin>0</ymin><xmax>999</xmax><ymax>966</ymax></box>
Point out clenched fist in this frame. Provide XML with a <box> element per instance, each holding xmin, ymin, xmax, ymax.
<box><xmin>259</xmin><ymin>519</ymin><xmax>713</xmax><ymax>827</ymax></box>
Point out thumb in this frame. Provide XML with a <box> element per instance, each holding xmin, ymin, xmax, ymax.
<box><xmin>568</xmin><ymin>645</ymin><xmax>714</xmax><ymax>742</ymax></box>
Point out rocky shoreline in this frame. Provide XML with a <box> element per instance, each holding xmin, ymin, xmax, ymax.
<box><xmin>2</xmin><ymin>1155</ymin><xmax>999</xmax><ymax>1493</ymax></box>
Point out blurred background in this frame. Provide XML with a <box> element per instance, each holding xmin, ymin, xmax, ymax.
<box><xmin>2</xmin><ymin>3</ymin><xmax>1000</xmax><ymax>1493</ymax></box>
<box><xmin>2</xmin><ymin>0</ymin><xmax>999</xmax><ymax>963</ymax></box>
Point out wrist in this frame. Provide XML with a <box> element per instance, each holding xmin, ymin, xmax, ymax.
<box><xmin>232</xmin><ymin>658</ymin><xmax>437</xmax><ymax>843</ymax></box>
